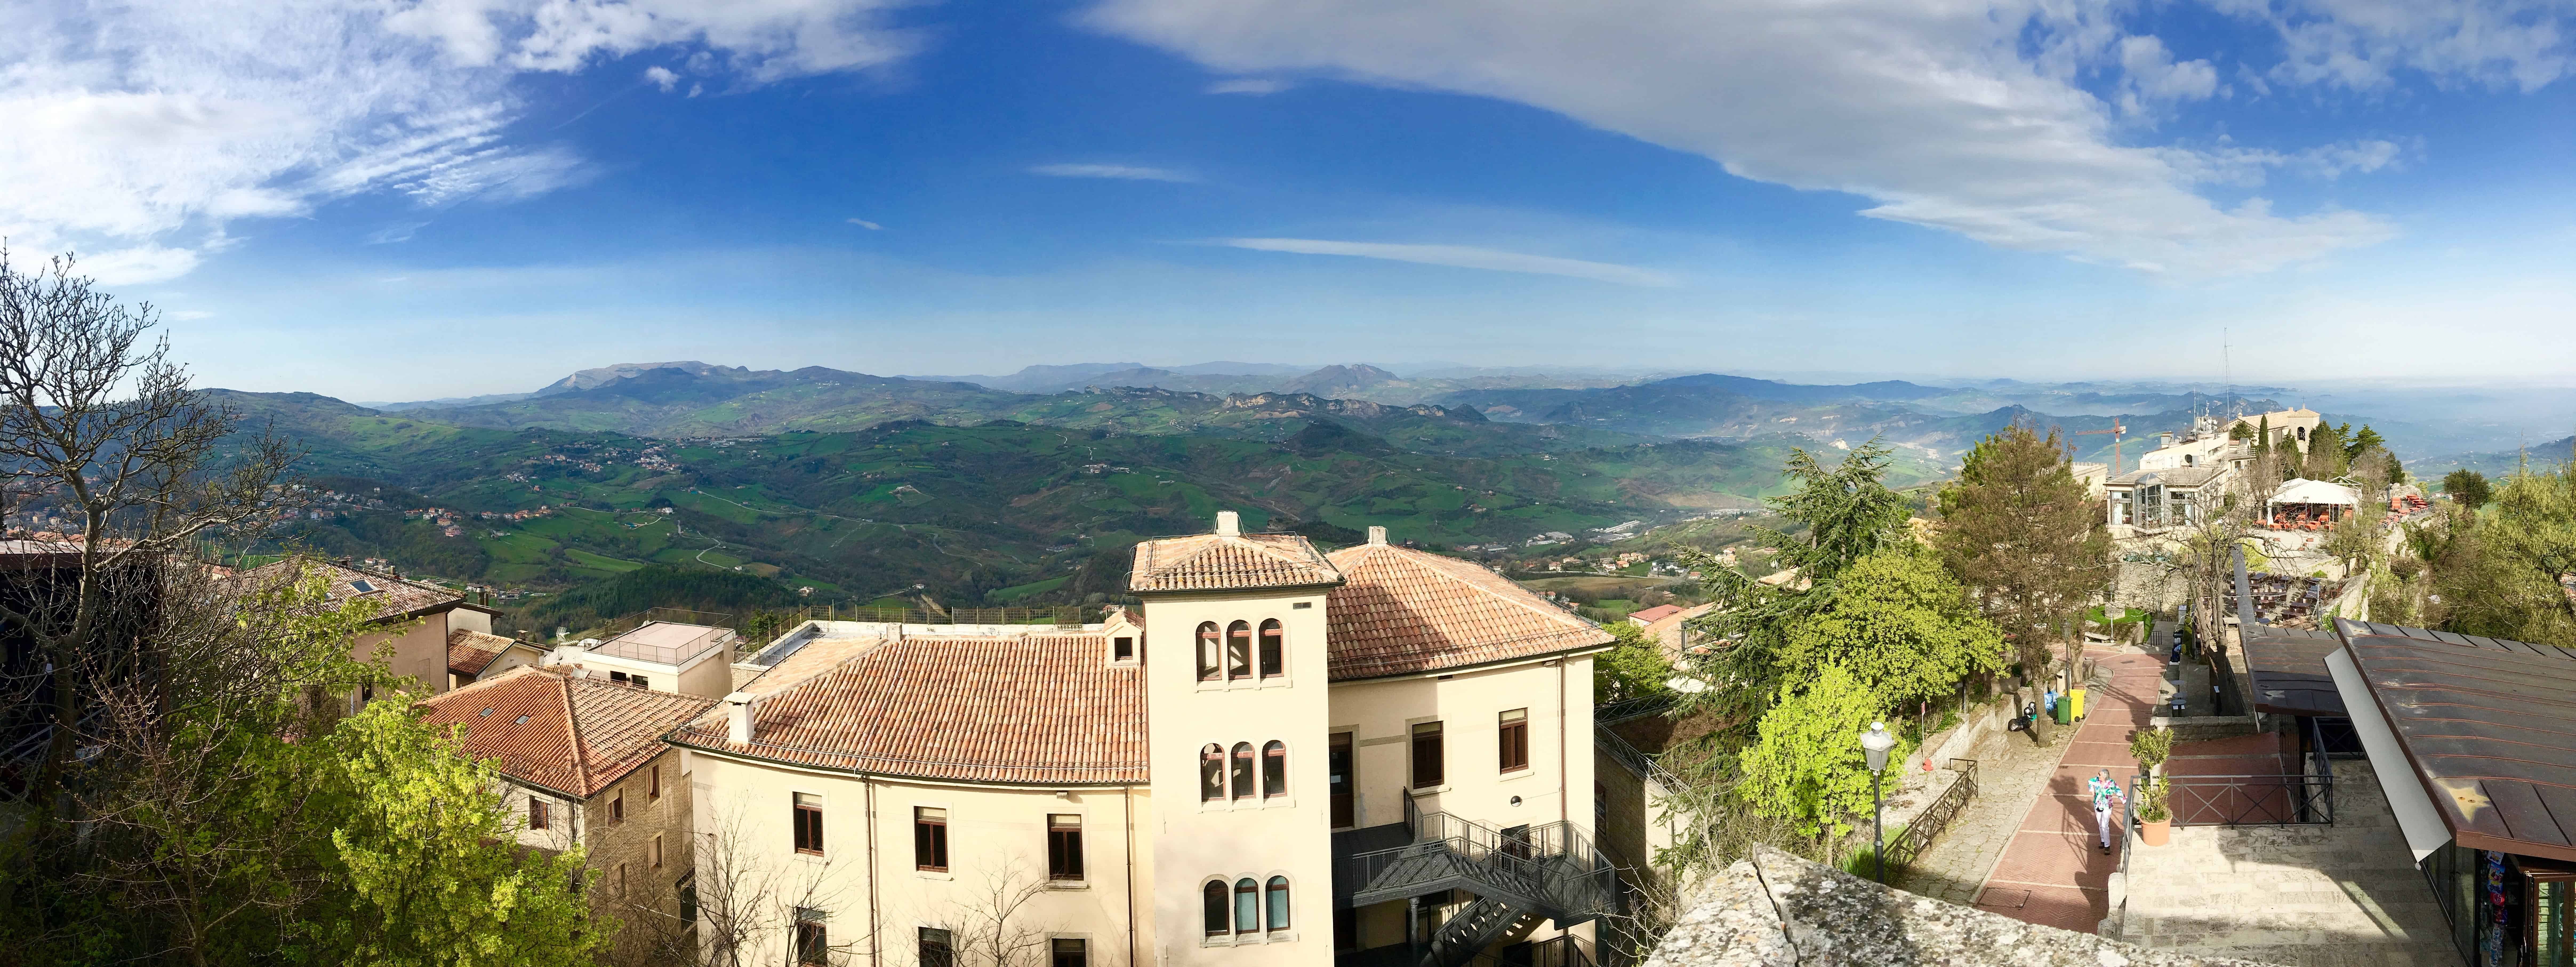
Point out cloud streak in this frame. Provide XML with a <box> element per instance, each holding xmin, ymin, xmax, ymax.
<box><xmin>1031</xmin><ymin>163</ymin><xmax>1198</xmax><ymax>182</ymax></box>
<box><xmin>1221</xmin><ymin>238</ymin><xmax>1677</xmax><ymax>287</ymax></box>
<box><xmin>1079</xmin><ymin>0</ymin><xmax>2490</xmax><ymax>275</ymax></box>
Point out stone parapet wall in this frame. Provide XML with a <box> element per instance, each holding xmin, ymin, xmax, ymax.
<box><xmin>1646</xmin><ymin>846</ymin><xmax>2283</xmax><ymax>967</ymax></box>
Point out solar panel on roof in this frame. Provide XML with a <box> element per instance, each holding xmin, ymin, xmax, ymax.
<box><xmin>349</xmin><ymin>579</ymin><xmax>376</xmax><ymax>593</ymax></box>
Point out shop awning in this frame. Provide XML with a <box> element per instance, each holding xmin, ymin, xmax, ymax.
<box><xmin>2333</xmin><ymin>619</ymin><xmax>2576</xmax><ymax>863</ymax></box>
<box><xmin>2327</xmin><ymin>646</ymin><xmax>2452</xmax><ymax>861</ymax></box>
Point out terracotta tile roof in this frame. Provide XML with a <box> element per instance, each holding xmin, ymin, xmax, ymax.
<box><xmin>416</xmin><ymin>666</ymin><xmax>715</xmax><ymax>799</ymax></box>
<box><xmin>671</xmin><ymin>632</ymin><xmax>1145</xmax><ymax>784</ymax></box>
<box><xmin>1323</xmin><ymin>543</ymin><xmax>1614</xmax><ymax>680</ymax></box>
<box><xmin>448</xmin><ymin>629</ymin><xmax>516</xmax><ymax>676</ymax></box>
<box><xmin>240</xmin><ymin>557</ymin><xmax>464</xmax><ymax>620</ymax></box>
<box><xmin>1628</xmin><ymin>604</ymin><xmax>1684</xmax><ymax>625</ymax></box>
<box><xmin>1129</xmin><ymin>532</ymin><xmax>1342</xmax><ymax>593</ymax></box>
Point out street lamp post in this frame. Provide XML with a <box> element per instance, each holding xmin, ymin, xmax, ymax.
<box><xmin>1861</xmin><ymin>721</ymin><xmax>1896</xmax><ymax>884</ymax></box>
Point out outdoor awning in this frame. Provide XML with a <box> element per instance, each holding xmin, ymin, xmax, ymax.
<box><xmin>2327</xmin><ymin>646</ymin><xmax>2453</xmax><ymax>862</ymax></box>
<box><xmin>2271</xmin><ymin>478</ymin><xmax>2359</xmax><ymax>507</ymax></box>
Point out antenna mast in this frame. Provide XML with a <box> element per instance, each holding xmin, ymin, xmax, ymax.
<box><xmin>2222</xmin><ymin>327</ymin><xmax>2235</xmax><ymax>418</ymax></box>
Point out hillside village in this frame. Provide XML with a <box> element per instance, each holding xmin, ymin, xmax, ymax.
<box><xmin>11</xmin><ymin>292</ymin><xmax>2576</xmax><ymax>967</ymax></box>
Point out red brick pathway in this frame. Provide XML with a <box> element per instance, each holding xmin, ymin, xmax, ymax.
<box><xmin>1970</xmin><ymin>646</ymin><xmax>2164</xmax><ymax>933</ymax></box>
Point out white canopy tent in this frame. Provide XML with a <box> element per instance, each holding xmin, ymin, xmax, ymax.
<box><xmin>2271</xmin><ymin>478</ymin><xmax>2360</xmax><ymax>508</ymax></box>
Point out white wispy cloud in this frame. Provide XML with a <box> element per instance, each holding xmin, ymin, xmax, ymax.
<box><xmin>0</xmin><ymin>0</ymin><xmax>916</xmax><ymax>283</ymax></box>
<box><xmin>644</xmin><ymin>66</ymin><xmax>682</xmax><ymax>92</ymax></box>
<box><xmin>1030</xmin><ymin>163</ymin><xmax>1198</xmax><ymax>183</ymax></box>
<box><xmin>847</xmin><ymin>218</ymin><xmax>885</xmax><ymax>230</ymax></box>
<box><xmin>1220</xmin><ymin>238</ymin><xmax>1677</xmax><ymax>287</ymax></box>
<box><xmin>1207</xmin><ymin>78</ymin><xmax>1290</xmax><ymax>95</ymax></box>
<box><xmin>1079</xmin><ymin>0</ymin><xmax>2558</xmax><ymax>275</ymax></box>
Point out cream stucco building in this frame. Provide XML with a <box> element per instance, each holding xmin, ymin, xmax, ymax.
<box><xmin>666</xmin><ymin>513</ymin><xmax>1627</xmax><ymax>967</ymax></box>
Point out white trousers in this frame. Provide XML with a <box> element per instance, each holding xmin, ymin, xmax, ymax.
<box><xmin>2095</xmin><ymin>803</ymin><xmax>2113</xmax><ymax>847</ymax></box>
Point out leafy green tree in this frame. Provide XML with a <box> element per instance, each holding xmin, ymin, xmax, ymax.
<box><xmin>1737</xmin><ymin>664</ymin><xmax>1908</xmax><ymax>848</ymax></box>
<box><xmin>2304</xmin><ymin>423</ymin><xmax>2350</xmax><ymax>479</ymax></box>
<box><xmin>2480</xmin><ymin>464</ymin><xmax>2576</xmax><ymax>635</ymax></box>
<box><xmin>2444</xmin><ymin>469</ymin><xmax>2492</xmax><ymax>511</ymax></box>
<box><xmin>1933</xmin><ymin>424</ymin><xmax>2112</xmax><ymax>675</ymax></box>
<box><xmin>1676</xmin><ymin>441</ymin><xmax>1912</xmax><ymax>724</ymax></box>
<box><xmin>330</xmin><ymin>702</ymin><xmax>603</xmax><ymax>967</ymax></box>
<box><xmin>2346</xmin><ymin>425</ymin><xmax>2385</xmax><ymax>462</ymax></box>
<box><xmin>1595</xmin><ymin>620</ymin><xmax>1675</xmax><ymax>704</ymax></box>
<box><xmin>1779</xmin><ymin>547</ymin><xmax>2008</xmax><ymax>715</ymax></box>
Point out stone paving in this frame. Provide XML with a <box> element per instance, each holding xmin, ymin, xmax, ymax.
<box><xmin>1895</xmin><ymin>705</ymin><xmax>2076</xmax><ymax>906</ymax></box>
<box><xmin>2122</xmin><ymin>760</ymin><xmax>2458</xmax><ymax>967</ymax></box>
<box><xmin>1969</xmin><ymin>643</ymin><xmax>2166</xmax><ymax>933</ymax></box>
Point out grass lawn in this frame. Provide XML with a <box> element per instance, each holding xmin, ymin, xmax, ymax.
<box><xmin>988</xmin><ymin>576</ymin><xmax>1070</xmax><ymax>603</ymax></box>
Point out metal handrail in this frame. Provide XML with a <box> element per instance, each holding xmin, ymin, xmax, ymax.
<box><xmin>1594</xmin><ymin>723</ymin><xmax>1691</xmax><ymax>796</ymax></box>
<box><xmin>1881</xmin><ymin>758</ymin><xmax>1978</xmax><ymax>872</ymax></box>
<box><xmin>2164</xmin><ymin>772</ymin><xmax>2334</xmax><ymax>826</ymax></box>
<box><xmin>1342</xmin><ymin>794</ymin><xmax>1618</xmax><ymax>922</ymax></box>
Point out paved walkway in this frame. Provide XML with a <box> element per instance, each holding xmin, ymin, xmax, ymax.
<box><xmin>1969</xmin><ymin>644</ymin><xmax>2165</xmax><ymax>933</ymax></box>
<box><xmin>1896</xmin><ymin>707</ymin><xmax>2073</xmax><ymax>905</ymax></box>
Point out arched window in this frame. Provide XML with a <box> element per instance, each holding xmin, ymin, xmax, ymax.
<box><xmin>1231</xmin><ymin>742</ymin><xmax>1255</xmax><ymax>800</ymax></box>
<box><xmin>1262</xmin><ymin>741</ymin><xmax>1287</xmax><ymax>798</ymax></box>
<box><xmin>1203</xmin><ymin>881</ymin><xmax>1229</xmax><ymax>936</ymax></box>
<box><xmin>1225</xmin><ymin>621</ymin><xmax>1252</xmax><ymax>680</ymax></box>
<box><xmin>1265</xmin><ymin>877</ymin><xmax>1291</xmax><ymax>932</ymax></box>
<box><xmin>1234</xmin><ymin>878</ymin><xmax>1259</xmax><ymax>935</ymax></box>
<box><xmin>1196</xmin><ymin>623</ymin><xmax>1221</xmax><ymax>682</ymax></box>
<box><xmin>1258</xmin><ymin>619</ymin><xmax>1284</xmax><ymax>678</ymax></box>
<box><xmin>1200</xmin><ymin>744</ymin><xmax>1225</xmax><ymax>802</ymax></box>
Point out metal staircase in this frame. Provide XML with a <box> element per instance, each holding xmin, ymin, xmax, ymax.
<box><xmin>1334</xmin><ymin>794</ymin><xmax>1620</xmax><ymax>967</ymax></box>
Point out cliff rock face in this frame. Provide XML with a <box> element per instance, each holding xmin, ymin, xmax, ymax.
<box><xmin>1647</xmin><ymin>847</ymin><xmax>2283</xmax><ymax>967</ymax></box>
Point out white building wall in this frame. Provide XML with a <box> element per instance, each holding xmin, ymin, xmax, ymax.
<box><xmin>1141</xmin><ymin>587</ymin><xmax>1337</xmax><ymax>967</ymax></box>
<box><xmin>685</xmin><ymin>750</ymin><xmax>1153</xmax><ymax>967</ymax></box>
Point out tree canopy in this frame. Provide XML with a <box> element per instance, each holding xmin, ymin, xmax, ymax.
<box><xmin>1932</xmin><ymin>423</ymin><xmax>2112</xmax><ymax>673</ymax></box>
<box><xmin>1737</xmin><ymin>664</ymin><xmax>1908</xmax><ymax>845</ymax></box>
<box><xmin>1779</xmin><ymin>547</ymin><xmax>2008</xmax><ymax>715</ymax></box>
<box><xmin>2444</xmin><ymin>469</ymin><xmax>2492</xmax><ymax>511</ymax></box>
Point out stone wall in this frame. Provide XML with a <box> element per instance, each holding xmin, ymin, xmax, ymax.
<box><xmin>586</xmin><ymin>746</ymin><xmax>696</xmax><ymax>960</ymax></box>
<box><xmin>1646</xmin><ymin>846</ymin><xmax>2283</xmax><ymax>967</ymax></box>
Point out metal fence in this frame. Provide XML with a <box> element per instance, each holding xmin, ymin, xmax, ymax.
<box><xmin>793</xmin><ymin>603</ymin><xmax>1088</xmax><ymax>626</ymax></box>
<box><xmin>1884</xmin><ymin>759</ymin><xmax>1979</xmax><ymax>872</ymax></box>
<box><xmin>2165</xmin><ymin>717</ymin><xmax>2336</xmax><ymax>826</ymax></box>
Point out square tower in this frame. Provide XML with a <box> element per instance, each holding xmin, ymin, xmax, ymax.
<box><xmin>1131</xmin><ymin>512</ymin><xmax>1342</xmax><ymax>967</ymax></box>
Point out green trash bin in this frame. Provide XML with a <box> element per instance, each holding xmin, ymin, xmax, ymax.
<box><xmin>2054</xmin><ymin>695</ymin><xmax>2073</xmax><ymax>725</ymax></box>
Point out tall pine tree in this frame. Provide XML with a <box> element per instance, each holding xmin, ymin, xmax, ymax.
<box><xmin>1934</xmin><ymin>423</ymin><xmax>2115</xmax><ymax>675</ymax></box>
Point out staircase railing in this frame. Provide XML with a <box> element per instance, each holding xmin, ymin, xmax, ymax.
<box><xmin>1339</xmin><ymin>792</ymin><xmax>1620</xmax><ymax>925</ymax></box>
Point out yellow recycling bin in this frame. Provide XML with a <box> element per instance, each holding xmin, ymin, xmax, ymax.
<box><xmin>2069</xmin><ymin>687</ymin><xmax>2087</xmax><ymax>720</ymax></box>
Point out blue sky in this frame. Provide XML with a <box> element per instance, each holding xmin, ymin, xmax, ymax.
<box><xmin>8</xmin><ymin>0</ymin><xmax>2574</xmax><ymax>401</ymax></box>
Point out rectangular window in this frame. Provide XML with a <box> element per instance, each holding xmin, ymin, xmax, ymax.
<box><xmin>617</xmin><ymin>862</ymin><xmax>628</xmax><ymax>896</ymax></box>
<box><xmin>794</xmin><ymin>792</ymin><xmax>824</xmax><ymax>855</ymax></box>
<box><xmin>796</xmin><ymin>909</ymin><xmax>829</xmax><ymax>966</ymax></box>
<box><xmin>1328</xmin><ymin>732</ymin><xmax>1354</xmax><ymax>828</ymax></box>
<box><xmin>1411</xmin><ymin>721</ymin><xmax>1445</xmax><ymax>789</ymax></box>
<box><xmin>529</xmin><ymin>797</ymin><xmax>550</xmax><ymax>830</ymax></box>
<box><xmin>915</xmin><ymin>807</ymin><xmax>949</xmax><ymax>872</ymax></box>
<box><xmin>1047</xmin><ymin>814</ymin><xmax>1084</xmax><ymax>881</ymax></box>
<box><xmin>1499</xmin><ymin>708</ymin><xmax>1530</xmax><ymax>773</ymax></box>
<box><xmin>611</xmin><ymin>671</ymin><xmax>630</xmax><ymax>684</ymax></box>
<box><xmin>649</xmin><ymin>764</ymin><xmax>661</xmax><ymax>801</ymax></box>
<box><xmin>1258</xmin><ymin>622</ymin><xmax>1283</xmax><ymax>679</ymax></box>
<box><xmin>1263</xmin><ymin>742</ymin><xmax>1286</xmax><ymax>798</ymax></box>
<box><xmin>1112</xmin><ymin>636</ymin><xmax>1134</xmax><ymax>661</ymax></box>
<box><xmin>610</xmin><ymin>789</ymin><xmax>624</xmax><ymax>823</ymax></box>
<box><xmin>920</xmin><ymin>927</ymin><xmax>954</xmax><ymax>967</ymax></box>
<box><xmin>633</xmin><ymin>675</ymin><xmax>650</xmax><ymax>690</ymax></box>
<box><xmin>652</xmin><ymin>833</ymin><xmax>665</xmax><ymax>869</ymax></box>
<box><xmin>678</xmin><ymin>872</ymin><xmax>697</xmax><ymax>926</ymax></box>
<box><xmin>1051</xmin><ymin>938</ymin><xmax>1087</xmax><ymax>967</ymax></box>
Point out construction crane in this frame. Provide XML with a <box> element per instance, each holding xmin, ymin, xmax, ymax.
<box><xmin>2074</xmin><ymin>422</ymin><xmax>2127</xmax><ymax>477</ymax></box>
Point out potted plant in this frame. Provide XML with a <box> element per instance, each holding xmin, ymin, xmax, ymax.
<box><xmin>2129</xmin><ymin>725</ymin><xmax>2174</xmax><ymax>778</ymax></box>
<box><xmin>2136</xmin><ymin>777</ymin><xmax>2172</xmax><ymax>846</ymax></box>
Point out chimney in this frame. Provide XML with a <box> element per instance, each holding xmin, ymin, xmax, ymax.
<box><xmin>1368</xmin><ymin>526</ymin><xmax>1387</xmax><ymax>546</ymax></box>
<box><xmin>1215</xmin><ymin>511</ymin><xmax>1240</xmax><ymax>537</ymax></box>
<box><xmin>725</xmin><ymin>691</ymin><xmax>757</xmax><ymax>744</ymax></box>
